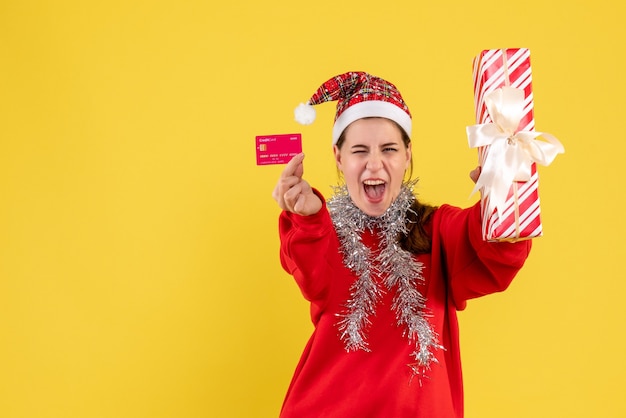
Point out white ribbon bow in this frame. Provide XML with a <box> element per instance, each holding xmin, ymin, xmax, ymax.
<box><xmin>466</xmin><ymin>86</ymin><xmax>565</xmax><ymax>217</ymax></box>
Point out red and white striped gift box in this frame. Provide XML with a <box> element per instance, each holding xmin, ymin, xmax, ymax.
<box><xmin>471</xmin><ymin>48</ymin><xmax>540</xmax><ymax>242</ymax></box>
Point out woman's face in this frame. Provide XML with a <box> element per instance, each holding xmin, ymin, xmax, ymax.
<box><xmin>334</xmin><ymin>118</ymin><xmax>411</xmax><ymax>217</ymax></box>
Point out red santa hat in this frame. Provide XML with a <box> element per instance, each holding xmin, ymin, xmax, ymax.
<box><xmin>294</xmin><ymin>71</ymin><xmax>412</xmax><ymax>145</ymax></box>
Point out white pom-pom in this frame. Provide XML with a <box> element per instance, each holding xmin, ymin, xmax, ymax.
<box><xmin>294</xmin><ymin>102</ymin><xmax>316</xmax><ymax>125</ymax></box>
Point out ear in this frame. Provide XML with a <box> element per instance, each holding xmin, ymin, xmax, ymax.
<box><xmin>405</xmin><ymin>142</ymin><xmax>412</xmax><ymax>170</ymax></box>
<box><xmin>333</xmin><ymin>145</ymin><xmax>343</xmax><ymax>171</ymax></box>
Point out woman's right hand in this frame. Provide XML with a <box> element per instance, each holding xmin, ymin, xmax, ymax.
<box><xmin>272</xmin><ymin>153</ymin><xmax>322</xmax><ymax>216</ymax></box>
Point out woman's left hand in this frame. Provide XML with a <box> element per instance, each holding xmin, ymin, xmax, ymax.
<box><xmin>469</xmin><ymin>166</ymin><xmax>481</xmax><ymax>183</ymax></box>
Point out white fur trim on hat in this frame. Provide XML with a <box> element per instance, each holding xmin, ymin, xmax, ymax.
<box><xmin>331</xmin><ymin>100</ymin><xmax>412</xmax><ymax>145</ymax></box>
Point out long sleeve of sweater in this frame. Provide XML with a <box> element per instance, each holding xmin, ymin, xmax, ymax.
<box><xmin>278</xmin><ymin>191</ymin><xmax>334</xmax><ymax>306</ymax></box>
<box><xmin>432</xmin><ymin>202</ymin><xmax>532</xmax><ymax>310</ymax></box>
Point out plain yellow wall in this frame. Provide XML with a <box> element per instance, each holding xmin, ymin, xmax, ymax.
<box><xmin>1</xmin><ymin>0</ymin><xmax>624</xmax><ymax>417</ymax></box>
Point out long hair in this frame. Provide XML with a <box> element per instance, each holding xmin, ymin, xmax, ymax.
<box><xmin>335</xmin><ymin>118</ymin><xmax>437</xmax><ymax>255</ymax></box>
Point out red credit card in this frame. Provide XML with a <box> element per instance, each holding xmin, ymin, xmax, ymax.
<box><xmin>256</xmin><ymin>133</ymin><xmax>302</xmax><ymax>165</ymax></box>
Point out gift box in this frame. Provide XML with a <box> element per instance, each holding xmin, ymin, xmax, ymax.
<box><xmin>466</xmin><ymin>48</ymin><xmax>564</xmax><ymax>242</ymax></box>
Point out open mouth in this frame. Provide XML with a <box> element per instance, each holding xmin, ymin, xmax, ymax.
<box><xmin>363</xmin><ymin>179</ymin><xmax>386</xmax><ymax>201</ymax></box>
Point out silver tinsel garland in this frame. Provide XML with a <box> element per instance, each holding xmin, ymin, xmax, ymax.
<box><xmin>327</xmin><ymin>181</ymin><xmax>443</xmax><ymax>379</ymax></box>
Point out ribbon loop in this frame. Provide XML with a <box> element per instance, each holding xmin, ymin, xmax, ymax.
<box><xmin>466</xmin><ymin>86</ymin><xmax>565</xmax><ymax>217</ymax></box>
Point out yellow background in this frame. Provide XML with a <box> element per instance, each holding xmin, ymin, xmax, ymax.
<box><xmin>1</xmin><ymin>0</ymin><xmax>624</xmax><ymax>417</ymax></box>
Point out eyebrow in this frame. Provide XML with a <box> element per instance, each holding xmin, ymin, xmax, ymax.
<box><xmin>350</xmin><ymin>142</ymin><xmax>401</xmax><ymax>150</ymax></box>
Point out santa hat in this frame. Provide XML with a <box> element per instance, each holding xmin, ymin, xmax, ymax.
<box><xmin>294</xmin><ymin>71</ymin><xmax>412</xmax><ymax>145</ymax></box>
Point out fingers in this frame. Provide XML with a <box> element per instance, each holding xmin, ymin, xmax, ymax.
<box><xmin>273</xmin><ymin>172</ymin><xmax>303</xmax><ymax>206</ymax></box>
<box><xmin>281</xmin><ymin>152</ymin><xmax>305</xmax><ymax>180</ymax></box>
<box><xmin>469</xmin><ymin>166</ymin><xmax>482</xmax><ymax>183</ymax></box>
<box><xmin>286</xmin><ymin>179</ymin><xmax>322</xmax><ymax>216</ymax></box>
<box><xmin>283</xmin><ymin>181</ymin><xmax>309</xmax><ymax>213</ymax></box>
<box><xmin>272</xmin><ymin>174</ymin><xmax>299</xmax><ymax>201</ymax></box>
<box><xmin>273</xmin><ymin>153</ymin><xmax>306</xmax><ymax>211</ymax></box>
<box><xmin>273</xmin><ymin>152</ymin><xmax>321</xmax><ymax>215</ymax></box>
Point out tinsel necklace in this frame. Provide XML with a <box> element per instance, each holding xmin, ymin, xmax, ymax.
<box><xmin>327</xmin><ymin>181</ymin><xmax>443</xmax><ymax>378</ymax></box>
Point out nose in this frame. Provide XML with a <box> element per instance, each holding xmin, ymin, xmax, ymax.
<box><xmin>366</xmin><ymin>151</ymin><xmax>383</xmax><ymax>171</ymax></box>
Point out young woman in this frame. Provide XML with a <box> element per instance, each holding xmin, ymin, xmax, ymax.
<box><xmin>273</xmin><ymin>72</ymin><xmax>531</xmax><ymax>418</ymax></box>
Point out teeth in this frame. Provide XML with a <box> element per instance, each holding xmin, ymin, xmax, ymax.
<box><xmin>363</xmin><ymin>180</ymin><xmax>385</xmax><ymax>186</ymax></box>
